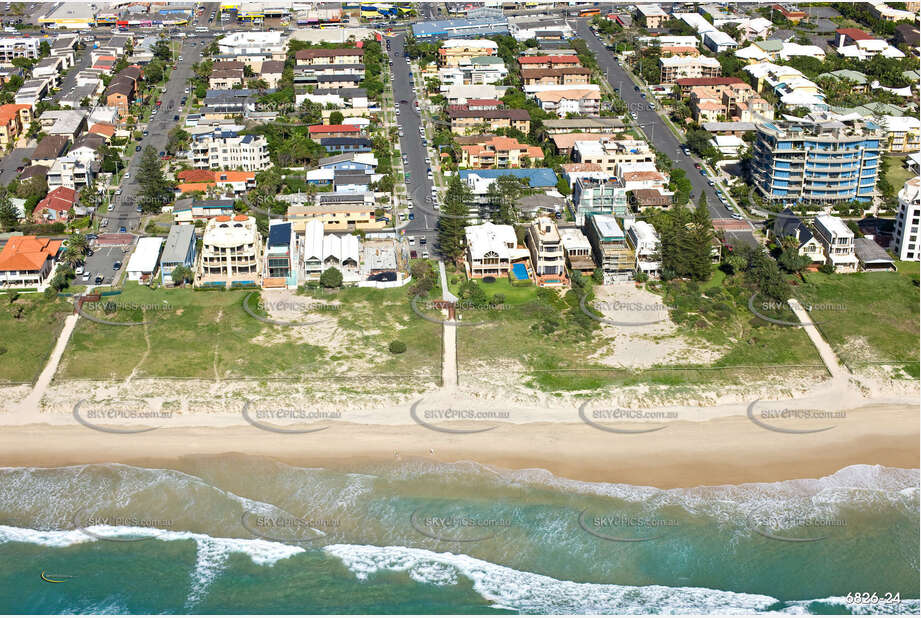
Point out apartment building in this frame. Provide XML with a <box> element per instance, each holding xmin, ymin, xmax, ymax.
<box><xmin>521</xmin><ymin>67</ymin><xmax>591</xmax><ymax>86</ymax></box>
<box><xmin>263</xmin><ymin>221</ymin><xmax>297</xmax><ymax>288</ymax></box>
<box><xmin>0</xmin><ymin>104</ymin><xmax>32</xmax><ymax>149</ymax></box>
<box><xmin>294</xmin><ymin>47</ymin><xmax>365</xmax><ymax>66</ymax></box>
<box><xmin>558</xmin><ymin>227</ymin><xmax>595</xmax><ymax>276</ymax></box>
<box><xmin>572</xmin><ymin>178</ymin><xmax>628</xmax><ymax>226</ymax></box>
<box><xmin>586</xmin><ymin>214</ymin><xmax>634</xmax><ymax>282</ymax></box>
<box><xmin>439</xmin><ymin>56</ymin><xmax>508</xmax><ymax>87</ymax></box>
<box><xmin>517</xmin><ymin>54</ymin><xmax>580</xmax><ymax>70</ymax></box>
<box><xmin>635</xmin><ymin>4</ymin><xmax>668</xmax><ymax>28</ymax></box>
<box><xmin>160</xmin><ymin>224</ymin><xmax>197</xmax><ymax>286</ymax></box>
<box><xmin>438</xmin><ymin>39</ymin><xmax>499</xmax><ymax>67</ymax></box>
<box><xmin>448</xmin><ymin>108</ymin><xmax>530</xmax><ymax>135</ymax></box>
<box><xmin>197</xmin><ymin>215</ymin><xmax>263</xmax><ymax>288</ymax></box>
<box><xmin>190</xmin><ymin>130</ymin><xmax>271</xmax><ymax>171</ymax></box>
<box><xmin>459</xmin><ymin>135</ymin><xmax>543</xmax><ymax>168</ymax></box>
<box><xmin>0</xmin><ymin>36</ymin><xmax>40</xmax><ymax>63</ymax></box>
<box><xmin>302</xmin><ymin>219</ymin><xmax>361</xmax><ymax>281</ymax></box>
<box><xmin>525</xmin><ymin>217</ymin><xmax>568</xmax><ymax>286</ymax></box>
<box><xmin>209</xmin><ymin>68</ymin><xmax>245</xmax><ymax>90</ymax></box>
<box><xmin>751</xmin><ymin>117</ymin><xmax>882</xmax><ymax>206</ymax></box>
<box><xmin>217</xmin><ymin>31</ymin><xmax>286</xmax><ymax>67</ymax></box>
<box><xmin>882</xmin><ymin>115</ymin><xmax>921</xmax><ymax>154</ymax></box>
<box><xmin>0</xmin><ymin>235</ymin><xmax>62</xmax><ymax>289</ymax></box>
<box><xmin>626</xmin><ymin>220</ymin><xmax>661</xmax><ymax>279</ymax></box>
<box><xmin>285</xmin><ymin>196</ymin><xmax>383</xmax><ymax>233</ymax></box>
<box><xmin>571</xmin><ymin>139</ymin><xmax>655</xmax><ymax>176</ymax></box>
<box><xmin>813</xmin><ymin>214</ymin><xmax>858</xmax><ymax>272</ymax></box>
<box><xmin>46</xmin><ymin>157</ymin><xmax>94</xmax><ymax>191</ymax></box>
<box><xmin>660</xmin><ymin>55</ymin><xmax>721</xmax><ymax>84</ymax></box>
<box><xmin>689</xmin><ymin>83</ymin><xmax>773</xmax><ymax>123</ymax></box>
<box><xmin>893</xmin><ymin>176</ymin><xmax>921</xmax><ymax>261</ymax></box>
<box><xmin>534</xmin><ymin>88</ymin><xmax>601</xmax><ymax>116</ymax></box>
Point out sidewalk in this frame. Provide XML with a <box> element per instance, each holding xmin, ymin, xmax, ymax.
<box><xmin>788</xmin><ymin>298</ymin><xmax>849</xmax><ymax>381</ymax></box>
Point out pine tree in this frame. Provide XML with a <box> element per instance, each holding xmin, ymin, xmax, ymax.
<box><xmin>0</xmin><ymin>188</ymin><xmax>19</xmax><ymax>230</ymax></box>
<box><xmin>136</xmin><ymin>146</ymin><xmax>172</xmax><ymax>213</ymax></box>
<box><xmin>437</xmin><ymin>175</ymin><xmax>471</xmax><ymax>263</ymax></box>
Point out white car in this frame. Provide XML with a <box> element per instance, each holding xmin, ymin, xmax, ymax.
<box><xmin>123</xmin><ymin>172</ymin><xmax>130</xmax><ymax>179</ymax></box>
<box><xmin>408</xmin><ymin>236</ymin><xmax>416</xmax><ymax>244</ymax></box>
<box><xmin>81</xmin><ymin>272</ymin><xmax>91</xmax><ymax>282</ymax></box>
<box><xmin>75</xmin><ymin>265</ymin><xmax>84</xmax><ymax>275</ymax></box>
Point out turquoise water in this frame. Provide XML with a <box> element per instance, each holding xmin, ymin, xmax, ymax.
<box><xmin>0</xmin><ymin>458</ymin><xmax>918</xmax><ymax>614</ymax></box>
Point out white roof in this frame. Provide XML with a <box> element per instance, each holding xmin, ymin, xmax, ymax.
<box><xmin>441</xmin><ymin>38</ymin><xmax>499</xmax><ymax>50</ymax></box>
<box><xmin>465</xmin><ymin>222</ymin><xmax>516</xmax><ymax>260</ymax></box>
<box><xmin>882</xmin><ymin>115</ymin><xmax>921</xmax><ymax>131</ymax></box>
<box><xmin>741</xmin><ymin>17</ymin><xmax>773</xmax><ymax>32</ymax></box>
<box><xmin>203</xmin><ymin>216</ymin><xmax>259</xmax><ymax>247</ymax></box>
<box><xmin>323</xmin><ymin>233</ymin><xmax>360</xmax><ymax>264</ymax></box>
<box><xmin>899</xmin><ymin>177</ymin><xmax>921</xmax><ymax>205</ymax></box>
<box><xmin>780</xmin><ymin>42</ymin><xmax>825</xmax><ymax>59</ymax></box>
<box><xmin>660</xmin><ymin>55</ymin><xmax>721</xmax><ymax>68</ymax></box>
<box><xmin>703</xmin><ymin>29</ymin><xmax>738</xmax><ymax>47</ymax></box>
<box><xmin>573</xmin><ymin>140</ymin><xmax>604</xmax><ymax>158</ymax></box>
<box><xmin>735</xmin><ymin>45</ymin><xmax>769</xmax><ymax>60</ymax></box>
<box><xmin>713</xmin><ymin>135</ymin><xmax>745</xmax><ymax>146</ymax></box>
<box><xmin>816</xmin><ymin>214</ymin><xmax>853</xmax><ymax>238</ymax></box>
<box><xmin>306</xmin><ymin>168</ymin><xmax>335</xmax><ymax>182</ymax></box>
<box><xmin>636</xmin><ymin>4</ymin><xmax>667</xmax><ymax>17</ymax></box>
<box><xmin>627</xmin><ymin>220</ymin><xmax>659</xmax><ymax>245</ymax></box>
<box><xmin>558</xmin><ymin>227</ymin><xmax>591</xmax><ymax>251</ymax></box>
<box><xmin>592</xmin><ymin>215</ymin><xmax>624</xmax><ymax>238</ymax></box>
<box><xmin>126</xmin><ymin>237</ymin><xmax>164</xmax><ymax>274</ymax></box>
<box><xmin>303</xmin><ymin>219</ymin><xmax>324</xmax><ymax>261</ymax></box>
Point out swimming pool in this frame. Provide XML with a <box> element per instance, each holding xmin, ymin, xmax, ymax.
<box><xmin>511</xmin><ymin>263</ymin><xmax>529</xmax><ymax>281</ymax></box>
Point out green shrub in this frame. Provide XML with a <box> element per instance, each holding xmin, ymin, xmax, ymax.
<box><xmin>389</xmin><ymin>340</ymin><xmax>407</xmax><ymax>354</ymax></box>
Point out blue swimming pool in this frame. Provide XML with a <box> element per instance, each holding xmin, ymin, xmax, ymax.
<box><xmin>511</xmin><ymin>263</ymin><xmax>529</xmax><ymax>281</ymax></box>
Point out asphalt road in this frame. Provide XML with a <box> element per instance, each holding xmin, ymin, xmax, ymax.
<box><xmin>82</xmin><ymin>243</ymin><xmax>127</xmax><ymax>286</ymax></box>
<box><xmin>102</xmin><ymin>35</ymin><xmax>207</xmax><ymax>233</ymax></box>
<box><xmin>572</xmin><ymin>19</ymin><xmax>735</xmax><ymax>222</ymax></box>
<box><xmin>388</xmin><ymin>33</ymin><xmax>438</xmax><ymax>254</ymax></box>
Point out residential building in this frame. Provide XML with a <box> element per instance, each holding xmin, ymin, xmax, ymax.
<box><xmin>813</xmin><ymin>214</ymin><xmax>858</xmax><ymax>272</ymax></box>
<box><xmin>0</xmin><ymin>36</ymin><xmax>40</xmax><ymax>63</ymax></box>
<box><xmin>618</xmin><ymin>162</ymin><xmax>671</xmax><ymax>195</ymax></box>
<box><xmin>751</xmin><ymin>116</ymin><xmax>883</xmax><ymax>205</ymax></box>
<box><xmin>263</xmin><ymin>221</ymin><xmax>297</xmax><ymax>288</ymax></box>
<box><xmin>172</xmin><ymin>199</ymin><xmax>236</xmax><ymax>224</ymax></box>
<box><xmin>835</xmin><ymin>28</ymin><xmax>905</xmax><ymax>60</ymax></box>
<box><xmin>572</xmin><ymin>178</ymin><xmax>628</xmax><ymax>226</ymax></box>
<box><xmin>534</xmin><ymin>88</ymin><xmax>601</xmax><ymax>116</ymax></box>
<box><xmin>459</xmin><ymin>135</ymin><xmax>544</xmax><ymax>168</ymax></box>
<box><xmin>197</xmin><ymin>215</ymin><xmax>263</xmax><ymax>288</ymax></box>
<box><xmin>464</xmin><ymin>222</ymin><xmax>526</xmax><ymax>279</ymax></box>
<box><xmin>31</xmin><ymin>135</ymin><xmax>70</xmax><ymax>166</ymax></box>
<box><xmin>40</xmin><ymin>109</ymin><xmax>87</xmax><ymax>141</ymax></box>
<box><xmin>308</xmin><ymin>124</ymin><xmax>362</xmax><ymax>139</ymax></box>
<box><xmin>176</xmin><ymin>169</ymin><xmax>256</xmax><ymax>195</ymax></box>
<box><xmin>294</xmin><ymin>47</ymin><xmax>364</xmax><ymax>66</ymax></box>
<box><xmin>626</xmin><ymin>220</ymin><xmax>661</xmax><ymax>279</ymax></box>
<box><xmin>558</xmin><ymin>227</ymin><xmax>595</xmax><ymax>276</ymax></box>
<box><xmin>660</xmin><ymin>55</ymin><xmax>721</xmax><ymax>84</ymax></box>
<box><xmin>520</xmin><ymin>67</ymin><xmax>592</xmax><ymax>86</ymax></box>
<box><xmin>160</xmin><ymin>224</ymin><xmax>197</xmax><ymax>286</ymax></box>
<box><xmin>675</xmin><ymin>76</ymin><xmax>746</xmax><ymax>95</ymax></box>
<box><xmin>772</xmin><ymin>208</ymin><xmax>826</xmax><ymax>265</ymax></box>
<box><xmin>209</xmin><ymin>68</ymin><xmax>245</xmax><ymax>90</ymax></box>
<box><xmin>0</xmin><ymin>104</ymin><xmax>31</xmax><ymax>149</ymax></box>
<box><xmin>0</xmin><ymin>235</ymin><xmax>62</xmax><ymax>288</ymax></box>
<box><xmin>445</xmin><ymin>84</ymin><xmax>504</xmax><ymax>104</ymax></box>
<box><xmin>702</xmin><ymin>30</ymin><xmax>739</xmax><ymax>53</ymax></box>
<box><xmin>285</xmin><ymin>195</ymin><xmax>383</xmax><ymax>233</ymax></box>
<box><xmin>319</xmin><ymin>152</ymin><xmax>377</xmax><ymax>172</ymax></box>
<box><xmin>585</xmin><ymin>214</ymin><xmax>634</xmax><ymax>282</ymax></box>
<box><xmin>412</xmin><ymin>16</ymin><xmax>509</xmax><ymax>40</ymax></box>
<box><xmin>126</xmin><ymin>237</ymin><xmax>164</xmax><ymax>283</ymax></box>
<box><xmin>525</xmin><ymin>217</ymin><xmax>567</xmax><ymax>286</ymax></box>
<box><xmin>302</xmin><ymin>219</ymin><xmax>362</xmax><ymax>281</ymax></box>
<box><xmin>438</xmin><ymin>56</ymin><xmax>507</xmax><ymax>87</ymax></box>
<box><xmin>543</xmin><ymin>117</ymin><xmax>625</xmax><ymax>135</ymax></box>
<box><xmin>190</xmin><ymin>130</ymin><xmax>271</xmax><ymax>171</ymax></box>
<box><xmin>551</xmin><ymin>132</ymin><xmax>622</xmax><ymax>156</ymax></box>
<box><xmin>517</xmin><ymin>54</ymin><xmax>581</xmax><ymax>70</ymax></box>
<box><xmin>893</xmin><ymin>176</ymin><xmax>921</xmax><ymax>261</ymax></box>
<box><xmin>46</xmin><ymin>157</ymin><xmax>95</xmax><ymax>191</ymax></box>
<box><xmin>319</xmin><ymin>137</ymin><xmax>373</xmax><ymax>153</ymax></box>
<box><xmin>438</xmin><ymin>38</ymin><xmax>499</xmax><ymax>66</ymax></box>
<box><xmin>635</xmin><ymin>4</ymin><xmax>668</xmax><ymax>29</ymax></box>
<box><xmin>448</xmin><ymin>108</ymin><xmax>530</xmax><ymax>135</ymax></box>
<box><xmin>572</xmin><ymin>139</ymin><xmax>655</xmax><ymax>176</ymax></box>
<box><xmin>882</xmin><ymin>115</ymin><xmax>921</xmax><ymax>154</ymax></box>
<box><xmin>217</xmin><ymin>31</ymin><xmax>286</xmax><ymax>67</ymax></box>
<box><xmin>259</xmin><ymin>60</ymin><xmax>285</xmax><ymax>88</ymax></box>
<box><xmin>32</xmin><ymin>186</ymin><xmax>76</xmax><ymax>223</ymax></box>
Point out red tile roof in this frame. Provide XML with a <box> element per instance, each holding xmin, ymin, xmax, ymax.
<box><xmin>308</xmin><ymin>124</ymin><xmax>361</xmax><ymax>134</ymax></box>
<box><xmin>836</xmin><ymin>28</ymin><xmax>874</xmax><ymax>41</ymax></box>
<box><xmin>35</xmin><ymin>186</ymin><xmax>77</xmax><ymax>216</ymax></box>
<box><xmin>676</xmin><ymin>77</ymin><xmax>746</xmax><ymax>87</ymax></box>
<box><xmin>0</xmin><ymin>235</ymin><xmax>62</xmax><ymax>272</ymax></box>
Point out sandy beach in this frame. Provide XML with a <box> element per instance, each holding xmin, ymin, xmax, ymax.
<box><xmin>0</xmin><ymin>398</ymin><xmax>916</xmax><ymax>487</ymax></box>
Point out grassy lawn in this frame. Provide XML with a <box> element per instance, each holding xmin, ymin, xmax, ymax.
<box><xmin>883</xmin><ymin>155</ymin><xmax>913</xmax><ymax>193</ymax></box>
<box><xmin>798</xmin><ymin>263</ymin><xmax>920</xmax><ymax>376</ymax></box>
<box><xmin>58</xmin><ymin>283</ymin><xmax>441</xmax><ymax>383</ymax></box>
<box><xmin>455</xmin><ymin>266</ymin><xmax>827</xmax><ymax>393</ymax></box>
<box><xmin>0</xmin><ymin>292</ymin><xmax>71</xmax><ymax>383</ymax></box>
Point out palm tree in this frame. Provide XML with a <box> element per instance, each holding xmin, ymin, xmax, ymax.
<box><xmin>67</xmin><ymin>232</ymin><xmax>88</xmax><ymax>257</ymax></box>
<box><xmin>61</xmin><ymin>245</ymin><xmax>83</xmax><ymax>270</ymax></box>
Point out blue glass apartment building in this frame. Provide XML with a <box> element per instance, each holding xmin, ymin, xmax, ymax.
<box><xmin>751</xmin><ymin>118</ymin><xmax>882</xmax><ymax>205</ymax></box>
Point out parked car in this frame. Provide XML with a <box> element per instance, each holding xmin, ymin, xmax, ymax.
<box><xmin>135</xmin><ymin>145</ymin><xmax>142</xmax><ymax>151</ymax></box>
<box><xmin>94</xmin><ymin>275</ymin><xmax>103</xmax><ymax>285</ymax></box>
<box><xmin>81</xmin><ymin>272</ymin><xmax>91</xmax><ymax>282</ymax></box>
<box><xmin>119</xmin><ymin>226</ymin><xmax>126</xmax><ymax>233</ymax></box>
<box><xmin>113</xmin><ymin>261</ymin><xmax>121</xmax><ymax>270</ymax></box>
<box><xmin>74</xmin><ymin>265</ymin><xmax>84</xmax><ymax>275</ymax></box>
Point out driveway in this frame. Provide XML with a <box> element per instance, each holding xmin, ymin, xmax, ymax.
<box><xmin>0</xmin><ymin>147</ymin><xmax>33</xmax><ymax>186</ymax></box>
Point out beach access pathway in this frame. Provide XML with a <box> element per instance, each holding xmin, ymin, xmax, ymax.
<box><xmin>788</xmin><ymin>298</ymin><xmax>849</xmax><ymax>381</ymax></box>
<box><xmin>15</xmin><ymin>313</ymin><xmax>79</xmax><ymax>419</ymax></box>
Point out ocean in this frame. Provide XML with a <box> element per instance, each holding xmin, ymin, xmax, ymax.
<box><xmin>0</xmin><ymin>457</ymin><xmax>917</xmax><ymax>614</ymax></box>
